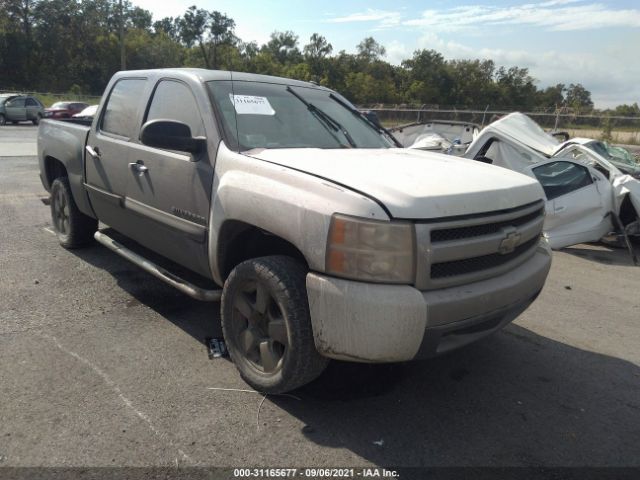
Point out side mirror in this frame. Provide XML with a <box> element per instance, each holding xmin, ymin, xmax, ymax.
<box><xmin>140</xmin><ymin>119</ymin><xmax>206</xmax><ymax>154</ymax></box>
<box><xmin>362</xmin><ymin>110</ymin><xmax>382</xmax><ymax>128</ymax></box>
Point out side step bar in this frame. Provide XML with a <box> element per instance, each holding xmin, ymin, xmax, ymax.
<box><xmin>94</xmin><ymin>231</ymin><xmax>222</xmax><ymax>301</ymax></box>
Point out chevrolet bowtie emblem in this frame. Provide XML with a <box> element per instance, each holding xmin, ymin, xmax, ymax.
<box><xmin>498</xmin><ymin>228</ymin><xmax>522</xmax><ymax>255</ymax></box>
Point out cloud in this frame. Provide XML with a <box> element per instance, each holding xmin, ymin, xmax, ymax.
<box><xmin>411</xmin><ymin>32</ymin><xmax>640</xmax><ymax>108</ymax></box>
<box><xmin>326</xmin><ymin>8</ymin><xmax>401</xmax><ymax>27</ymax></box>
<box><xmin>329</xmin><ymin>1</ymin><xmax>640</xmax><ymax>32</ymax></box>
<box><xmin>404</xmin><ymin>1</ymin><xmax>640</xmax><ymax>32</ymax></box>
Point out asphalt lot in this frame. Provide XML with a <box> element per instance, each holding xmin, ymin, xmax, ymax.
<box><xmin>0</xmin><ymin>124</ymin><xmax>639</xmax><ymax>469</ymax></box>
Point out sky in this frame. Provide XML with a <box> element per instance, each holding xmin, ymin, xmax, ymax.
<box><xmin>132</xmin><ymin>0</ymin><xmax>640</xmax><ymax>108</ymax></box>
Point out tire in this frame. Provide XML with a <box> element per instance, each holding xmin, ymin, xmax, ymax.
<box><xmin>221</xmin><ymin>255</ymin><xmax>329</xmax><ymax>393</ymax></box>
<box><xmin>50</xmin><ymin>177</ymin><xmax>98</xmax><ymax>248</ymax></box>
<box><xmin>0</xmin><ymin>114</ymin><xmax>5</xmax><ymax>126</ymax></box>
<box><xmin>32</xmin><ymin>113</ymin><xmax>42</xmax><ymax>125</ymax></box>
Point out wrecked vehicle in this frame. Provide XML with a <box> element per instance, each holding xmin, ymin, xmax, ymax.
<box><xmin>38</xmin><ymin>69</ymin><xmax>551</xmax><ymax>393</ymax></box>
<box><xmin>464</xmin><ymin>113</ymin><xmax>640</xmax><ymax>249</ymax></box>
<box><xmin>391</xmin><ymin>120</ymin><xmax>479</xmax><ymax>155</ymax></box>
<box><xmin>557</xmin><ymin>138</ymin><xmax>640</xmax><ymax>179</ymax></box>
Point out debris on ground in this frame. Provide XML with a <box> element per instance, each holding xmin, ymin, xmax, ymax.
<box><xmin>206</xmin><ymin>337</ymin><xmax>228</xmax><ymax>359</ymax></box>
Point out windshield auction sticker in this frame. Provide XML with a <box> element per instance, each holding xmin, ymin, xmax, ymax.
<box><xmin>229</xmin><ymin>94</ymin><xmax>276</xmax><ymax>115</ymax></box>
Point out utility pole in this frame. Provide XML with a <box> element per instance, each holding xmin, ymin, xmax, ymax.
<box><xmin>119</xmin><ymin>0</ymin><xmax>126</xmax><ymax>70</ymax></box>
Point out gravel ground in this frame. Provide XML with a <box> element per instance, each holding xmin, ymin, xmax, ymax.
<box><xmin>0</xmin><ymin>125</ymin><xmax>639</xmax><ymax>470</ymax></box>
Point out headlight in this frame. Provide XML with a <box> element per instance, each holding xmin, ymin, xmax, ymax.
<box><xmin>326</xmin><ymin>214</ymin><xmax>415</xmax><ymax>283</ymax></box>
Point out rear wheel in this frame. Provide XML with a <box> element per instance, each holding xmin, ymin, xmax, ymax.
<box><xmin>221</xmin><ymin>256</ymin><xmax>329</xmax><ymax>393</ymax></box>
<box><xmin>0</xmin><ymin>114</ymin><xmax>6</xmax><ymax>126</ymax></box>
<box><xmin>50</xmin><ymin>177</ymin><xmax>98</xmax><ymax>248</ymax></box>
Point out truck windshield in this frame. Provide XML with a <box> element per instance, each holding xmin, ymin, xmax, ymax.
<box><xmin>207</xmin><ymin>80</ymin><xmax>394</xmax><ymax>151</ymax></box>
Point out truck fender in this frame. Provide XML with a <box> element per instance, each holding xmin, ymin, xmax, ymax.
<box><xmin>207</xmin><ymin>144</ymin><xmax>388</xmax><ymax>285</ymax></box>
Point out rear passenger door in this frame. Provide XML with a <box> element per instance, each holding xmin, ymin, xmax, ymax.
<box><xmin>85</xmin><ymin>77</ymin><xmax>148</xmax><ymax>234</ymax></box>
<box><xmin>525</xmin><ymin>160</ymin><xmax>613</xmax><ymax>249</ymax></box>
<box><xmin>123</xmin><ymin>79</ymin><xmax>214</xmax><ymax>278</ymax></box>
<box><xmin>25</xmin><ymin>97</ymin><xmax>40</xmax><ymax>120</ymax></box>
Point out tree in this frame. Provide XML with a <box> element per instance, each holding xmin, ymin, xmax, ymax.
<box><xmin>446</xmin><ymin>59</ymin><xmax>497</xmax><ymax>107</ymax></box>
<box><xmin>402</xmin><ymin>49</ymin><xmax>450</xmax><ymax>104</ymax></box>
<box><xmin>208</xmin><ymin>11</ymin><xmax>236</xmax><ymax>69</ymax></box>
<box><xmin>303</xmin><ymin>33</ymin><xmax>332</xmax><ymax>60</ymax></box>
<box><xmin>153</xmin><ymin>17</ymin><xmax>180</xmax><ymax>41</ymax></box>
<box><xmin>264</xmin><ymin>31</ymin><xmax>301</xmax><ymax>65</ymax></box>
<box><xmin>565</xmin><ymin>83</ymin><xmax>593</xmax><ymax>112</ymax></box>
<box><xmin>537</xmin><ymin>83</ymin><xmax>566</xmax><ymax>109</ymax></box>
<box><xmin>303</xmin><ymin>33</ymin><xmax>332</xmax><ymax>79</ymax></box>
<box><xmin>495</xmin><ymin>66</ymin><xmax>537</xmax><ymax>110</ymax></box>
<box><xmin>178</xmin><ymin>6</ymin><xmax>211</xmax><ymax>67</ymax></box>
<box><xmin>356</xmin><ymin>37</ymin><xmax>385</xmax><ymax>62</ymax></box>
<box><xmin>614</xmin><ymin>103</ymin><xmax>640</xmax><ymax>116</ymax></box>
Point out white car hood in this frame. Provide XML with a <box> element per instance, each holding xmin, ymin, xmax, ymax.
<box><xmin>246</xmin><ymin>148</ymin><xmax>544</xmax><ymax>219</ymax></box>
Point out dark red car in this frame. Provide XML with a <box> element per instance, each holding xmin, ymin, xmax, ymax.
<box><xmin>44</xmin><ymin>101</ymin><xmax>89</xmax><ymax>119</ymax></box>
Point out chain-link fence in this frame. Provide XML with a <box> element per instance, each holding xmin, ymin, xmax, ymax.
<box><xmin>359</xmin><ymin>105</ymin><xmax>640</xmax><ymax>146</ymax></box>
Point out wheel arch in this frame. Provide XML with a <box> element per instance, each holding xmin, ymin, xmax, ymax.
<box><xmin>216</xmin><ymin>220</ymin><xmax>308</xmax><ymax>283</ymax></box>
<box><xmin>43</xmin><ymin>155</ymin><xmax>68</xmax><ymax>189</ymax></box>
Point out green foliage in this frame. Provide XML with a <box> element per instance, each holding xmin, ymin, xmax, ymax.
<box><xmin>0</xmin><ymin>0</ymin><xmax>609</xmax><ymax>112</ymax></box>
<box><xmin>565</xmin><ymin>83</ymin><xmax>594</xmax><ymax>113</ymax></box>
<box><xmin>601</xmin><ymin>115</ymin><xmax>613</xmax><ymax>142</ymax></box>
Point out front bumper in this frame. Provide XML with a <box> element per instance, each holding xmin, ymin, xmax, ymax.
<box><xmin>306</xmin><ymin>243</ymin><xmax>551</xmax><ymax>362</ymax></box>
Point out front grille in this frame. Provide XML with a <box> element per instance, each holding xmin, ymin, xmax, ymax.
<box><xmin>430</xmin><ymin>236</ymin><xmax>539</xmax><ymax>279</ymax></box>
<box><xmin>414</xmin><ymin>201</ymin><xmax>546</xmax><ymax>290</ymax></box>
<box><xmin>431</xmin><ymin>207</ymin><xmax>544</xmax><ymax>242</ymax></box>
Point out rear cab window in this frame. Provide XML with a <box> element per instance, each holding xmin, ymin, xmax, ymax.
<box><xmin>100</xmin><ymin>78</ymin><xmax>147</xmax><ymax>139</ymax></box>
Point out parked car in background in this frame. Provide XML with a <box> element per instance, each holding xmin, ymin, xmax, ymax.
<box><xmin>44</xmin><ymin>101</ymin><xmax>89</xmax><ymax>120</ymax></box>
<box><xmin>72</xmin><ymin>104</ymin><xmax>98</xmax><ymax>120</ymax></box>
<box><xmin>0</xmin><ymin>94</ymin><xmax>45</xmax><ymax>125</ymax></box>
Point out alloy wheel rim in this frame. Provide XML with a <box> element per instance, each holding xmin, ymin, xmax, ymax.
<box><xmin>231</xmin><ymin>281</ymin><xmax>289</xmax><ymax>374</ymax></box>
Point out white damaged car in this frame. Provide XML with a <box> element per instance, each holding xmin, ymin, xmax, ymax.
<box><xmin>464</xmin><ymin>113</ymin><xmax>640</xmax><ymax>249</ymax></box>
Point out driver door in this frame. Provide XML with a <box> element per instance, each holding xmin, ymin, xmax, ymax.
<box><xmin>525</xmin><ymin>159</ymin><xmax>613</xmax><ymax>249</ymax></box>
<box><xmin>123</xmin><ymin>79</ymin><xmax>214</xmax><ymax>278</ymax></box>
<box><xmin>5</xmin><ymin>96</ymin><xmax>27</xmax><ymax>121</ymax></box>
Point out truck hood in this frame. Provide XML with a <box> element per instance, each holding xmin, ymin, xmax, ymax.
<box><xmin>246</xmin><ymin>148</ymin><xmax>544</xmax><ymax>219</ymax></box>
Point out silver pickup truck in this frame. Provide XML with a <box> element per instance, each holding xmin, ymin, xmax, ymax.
<box><xmin>38</xmin><ymin>68</ymin><xmax>551</xmax><ymax>393</ymax></box>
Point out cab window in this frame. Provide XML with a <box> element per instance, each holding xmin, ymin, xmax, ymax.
<box><xmin>532</xmin><ymin>161</ymin><xmax>593</xmax><ymax>200</ymax></box>
<box><xmin>145</xmin><ymin>80</ymin><xmax>204</xmax><ymax>138</ymax></box>
<box><xmin>8</xmin><ymin>97</ymin><xmax>25</xmax><ymax>107</ymax></box>
<box><xmin>101</xmin><ymin>79</ymin><xmax>147</xmax><ymax>138</ymax></box>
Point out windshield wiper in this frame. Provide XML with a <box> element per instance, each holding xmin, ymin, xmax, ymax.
<box><xmin>286</xmin><ymin>86</ymin><xmax>356</xmax><ymax>148</ymax></box>
<box><xmin>328</xmin><ymin>93</ymin><xmax>402</xmax><ymax>147</ymax></box>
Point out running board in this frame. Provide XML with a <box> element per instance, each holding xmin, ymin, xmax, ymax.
<box><xmin>94</xmin><ymin>231</ymin><xmax>222</xmax><ymax>301</ymax></box>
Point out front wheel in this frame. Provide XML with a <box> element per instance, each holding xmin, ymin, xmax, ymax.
<box><xmin>0</xmin><ymin>114</ymin><xmax>6</xmax><ymax>126</ymax></box>
<box><xmin>32</xmin><ymin>113</ymin><xmax>42</xmax><ymax>125</ymax></box>
<box><xmin>50</xmin><ymin>177</ymin><xmax>98</xmax><ymax>248</ymax></box>
<box><xmin>221</xmin><ymin>256</ymin><xmax>329</xmax><ymax>393</ymax></box>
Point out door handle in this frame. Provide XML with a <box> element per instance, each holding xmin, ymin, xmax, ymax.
<box><xmin>554</xmin><ymin>205</ymin><xmax>566</xmax><ymax>213</ymax></box>
<box><xmin>86</xmin><ymin>145</ymin><xmax>101</xmax><ymax>159</ymax></box>
<box><xmin>129</xmin><ymin>161</ymin><xmax>148</xmax><ymax>176</ymax></box>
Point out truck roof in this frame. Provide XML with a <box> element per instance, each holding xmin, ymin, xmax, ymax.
<box><xmin>110</xmin><ymin>68</ymin><xmax>326</xmax><ymax>90</ymax></box>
